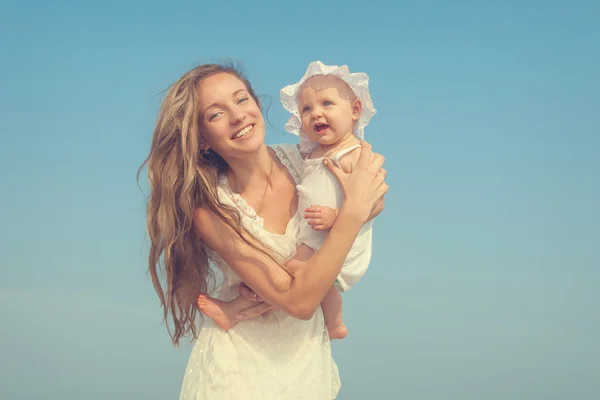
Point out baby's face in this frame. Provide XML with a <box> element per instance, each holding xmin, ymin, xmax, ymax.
<box><xmin>297</xmin><ymin>75</ymin><xmax>360</xmax><ymax>146</ymax></box>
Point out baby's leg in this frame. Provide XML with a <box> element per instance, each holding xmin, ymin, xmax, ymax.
<box><xmin>286</xmin><ymin>244</ymin><xmax>347</xmax><ymax>339</ymax></box>
<box><xmin>321</xmin><ymin>287</ymin><xmax>347</xmax><ymax>340</ymax></box>
<box><xmin>197</xmin><ymin>294</ymin><xmax>257</xmax><ymax>331</ymax></box>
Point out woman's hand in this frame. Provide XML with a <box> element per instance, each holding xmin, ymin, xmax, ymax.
<box><xmin>238</xmin><ymin>282</ymin><xmax>263</xmax><ymax>303</ymax></box>
<box><xmin>233</xmin><ymin>283</ymin><xmax>274</xmax><ymax>321</ymax></box>
<box><xmin>324</xmin><ymin>141</ymin><xmax>387</xmax><ymax>223</ymax></box>
<box><xmin>367</xmin><ymin>197</ymin><xmax>385</xmax><ymax>222</ymax></box>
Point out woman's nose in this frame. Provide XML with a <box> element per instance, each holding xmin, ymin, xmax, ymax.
<box><xmin>230</xmin><ymin>111</ymin><xmax>246</xmax><ymax>124</ymax></box>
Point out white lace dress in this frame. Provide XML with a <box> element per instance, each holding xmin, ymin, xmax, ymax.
<box><xmin>179</xmin><ymin>144</ymin><xmax>341</xmax><ymax>400</ymax></box>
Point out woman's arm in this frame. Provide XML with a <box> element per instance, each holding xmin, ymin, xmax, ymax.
<box><xmin>195</xmin><ymin>142</ymin><xmax>387</xmax><ymax>320</ymax></box>
<box><xmin>195</xmin><ymin>205</ymin><xmax>364</xmax><ymax>319</ymax></box>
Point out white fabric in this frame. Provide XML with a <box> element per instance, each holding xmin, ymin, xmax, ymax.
<box><xmin>280</xmin><ymin>60</ymin><xmax>377</xmax><ymax>153</ymax></box>
<box><xmin>296</xmin><ymin>146</ymin><xmax>373</xmax><ymax>292</ymax></box>
<box><xmin>329</xmin><ymin>144</ymin><xmax>362</xmax><ymax>168</ymax></box>
<box><xmin>179</xmin><ymin>144</ymin><xmax>340</xmax><ymax>400</ymax></box>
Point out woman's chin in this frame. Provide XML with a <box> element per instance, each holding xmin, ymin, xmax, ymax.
<box><xmin>232</xmin><ymin>131</ymin><xmax>264</xmax><ymax>152</ymax></box>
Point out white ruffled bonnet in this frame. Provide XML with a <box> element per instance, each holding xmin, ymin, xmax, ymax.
<box><xmin>280</xmin><ymin>60</ymin><xmax>377</xmax><ymax>153</ymax></box>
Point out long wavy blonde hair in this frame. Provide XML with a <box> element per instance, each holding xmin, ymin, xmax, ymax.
<box><xmin>138</xmin><ymin>63</ymin><xmax>271</xmax><ymax>346</ymax></box>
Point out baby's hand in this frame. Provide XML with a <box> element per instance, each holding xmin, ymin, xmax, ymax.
<box><xmin>304</xmin><ymin>205</ymin><xmax>338</xmax><ymax>231</ymax></box>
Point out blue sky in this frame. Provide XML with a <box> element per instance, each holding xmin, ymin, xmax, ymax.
<box><xmin>1</xmin><ymin>0</ymin><xmax>599</xmax><ymax>399</ymax></box>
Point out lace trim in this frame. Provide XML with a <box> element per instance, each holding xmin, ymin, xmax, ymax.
<box><xmin>218</xmin><ymin>175</ymin><xmax>264</xmax><ymax>223</ymax></box>
<box><xmin>271</xmin><ymin>144</ymin><xmax>301</xmax><ymax>184</ymax></box>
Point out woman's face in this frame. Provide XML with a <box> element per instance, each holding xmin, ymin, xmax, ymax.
<box><xmin>197</xmin><ymin>72</ymin><xmax>265</xmax><ymax>159</ymax></box>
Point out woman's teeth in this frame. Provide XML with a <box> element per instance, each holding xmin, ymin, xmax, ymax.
<box><xmin>234</xmin><ymin>125</ymin><xmax>253</xmax><ymax>139</ymax></box>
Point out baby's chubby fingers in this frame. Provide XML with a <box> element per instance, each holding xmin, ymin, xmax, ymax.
<box><xmin>304</xmin><ymin>211</ymin><xmax>322</xmax><ymax>219</ymax></box>
<box><xmin>305</xmin><ymin>205</ymin><xmax>323</xmax><ymax>213</ymax></box>
<box><xmin>307</xmin><ymin>218</ymin><xmax>323</xmax><ymax>226</ymax></box>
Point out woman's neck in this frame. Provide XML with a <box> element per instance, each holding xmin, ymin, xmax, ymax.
<box><xmin>225</xmin><ymin>144</ymin><xmax>274</xmax><ymax>194</ymax></box>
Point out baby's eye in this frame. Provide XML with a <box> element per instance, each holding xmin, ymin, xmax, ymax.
<box><xmin>323</xmin><ymin>100</ymin><xmax>333</xmax><ymax>106</ymax></box>
<box><xmin>302</xmin><ymin>106</ymin><xmax>311</xmax><ymax>113</ymax></box>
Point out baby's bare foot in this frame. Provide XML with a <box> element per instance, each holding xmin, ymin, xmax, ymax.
<box><xmin>328</xmin><ymin>324</ymin><xmax>348</xmax><ymax>340</ymax></box>
<box><xmin>197</xmin><ymin>295</ymin><xmax>238</xmax><ymax>331</ymax></box>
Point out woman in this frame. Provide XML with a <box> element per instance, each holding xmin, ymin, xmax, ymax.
<box><xmin>140</xmin><ymin>62</ymin><xmax>387</xmax><ymax>399</ymax></box>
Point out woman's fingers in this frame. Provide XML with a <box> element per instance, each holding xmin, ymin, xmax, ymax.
<box><xmin>237</xmin><ymin>284</ymin><xmax>261</xmax><ymax>302</ymax></box>
<box><xmin>369</xmin><ymin>152</ymin><xmax>385</xmax><ymax>173</ymax></box>
<box><xmin>235</xmin><ymin>302</ymin><xmax>274</xmax><ymax>321</ymax></box>
<box><xmin>323</xmin><ymin>157</ymin><xmax>345</xmax><ymax>182</ymax></box>
<box><xmin>370</xmin><ymin>197</ymin><xmax>385</xmax><ymax>219</ymax></box>
<box><xmin>355</xmin><ymin>140</ymin><xmax>373</xmax><ymax>169</ymax></box>
<box><xmin>374</xmin><ymin>181</ymin><xmax>389</xmax><ymax>199</ymax></box>
<box><xmin>373</xmin><ymin>167</ymin><xmax>387</xmax><ymax>187</ymax></box>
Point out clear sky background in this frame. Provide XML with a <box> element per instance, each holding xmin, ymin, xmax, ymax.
<box><xmin>1</xmin><ymin>0</ymin><xmax>599</xmax><ymax>399</ymax></box>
